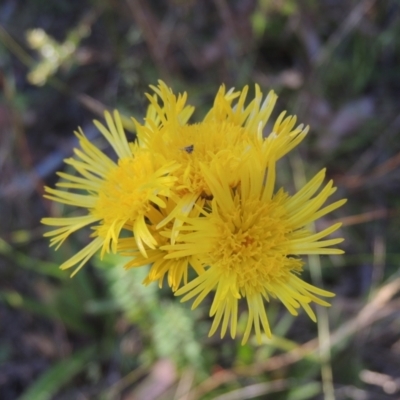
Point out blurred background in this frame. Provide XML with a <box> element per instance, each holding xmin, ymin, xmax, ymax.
<box><xmin>1</xmin><ymin>0</ymin><xmax>400</xmax><ymax>399</ymax></box>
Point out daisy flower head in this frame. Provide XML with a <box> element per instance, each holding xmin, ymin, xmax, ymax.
<box><xmin>133</xmin><ymin>81</ymin><xmax>309</xmax><ymax>237</ymax></box>
<box><xmin>41</xmin><ymin>110</ymin><xmax>178</xmax><ymax>276</ymax></box>
<box><xmin>166</xmin><ymin>152</ymin><xmax>346</xmax><ymax>344</ymax></box>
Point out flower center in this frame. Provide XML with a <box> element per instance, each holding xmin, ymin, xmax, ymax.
<box><xmin>91</xmin><ymin>153</ymin><xmax>155</xmax><ymax>236</ymax></box>
<box><xmin>153</xmin><ymin>120</ymin><xmax>255</xmax><ymax>196</ymax></box>
<box><xmin>209</xmin><ymin>192</ymin><xmax>303</xmax><ymax>294</ymax></box>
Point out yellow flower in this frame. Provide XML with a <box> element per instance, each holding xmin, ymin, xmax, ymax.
<box><xmin>41</xmin><ymin>110</ymin><xmax>178</xmax><ymax>276</ymax></box>
<box><xmin>118</xmin><ymin>197</ymin><xmax>206</xmax><ymax>291</ymax></box>
<box><xmin>134</xmin><ymin>81</ymin><xmax>308</xmax><ymax>238</ymax></box>
<box><xmin>42</xmin><ymin>81</ymin><xmax>346</xmax><ymax>346</ymax></box>
<box><xmin>165</xmin><ymin>153</ymin><xmax>346</xmax><ymax>344</ymax></box>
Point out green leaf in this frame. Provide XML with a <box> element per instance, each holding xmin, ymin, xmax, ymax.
<box><xmin>0</xmin><ymin>290</ymin><xmax>93</xmax><ymax>335</ymax></box>
<box><xmin>0</xmin><ymin>238</ymin><xmax>65</xmax><ymax>279</ymax></box>
<box><xmin>286</xmin><ymin>381</ymin><xmax>321</xmax><ymax>400</ymax></box>
<box><xmin>18</xmin><ymin>345</ymin><xmax>97</xmax><ymax>400</ymax></box>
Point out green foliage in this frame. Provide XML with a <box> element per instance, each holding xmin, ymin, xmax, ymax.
<box><xmin>152</xmin><ymin>302</ymin><xmax>203</xmax><ymax>369</ymax></box>
<box><xmin>18</xmin><ymin>346</ymin><xmax>97</xmax><ymax>400</ymax></box>
<box><xmin>286</xmin><ymin>382</ymin><xmax>322</xmax><ymax>400</ymax></box>
<box><xmin>98</xmin><ymin>255</ymin><xmax>157</xmax><ymax>321</ymax></box>
<box><xmin>96</xmin><ymin>254</ymin><xmax>204</xmax><ymax>370</ymax></box>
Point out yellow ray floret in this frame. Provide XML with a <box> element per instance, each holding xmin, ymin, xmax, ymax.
<box><xmin>42</xmin><ymin>110</ymin><xmax>178</xmax><ymax>276</ymax></box>
<box><xmin>167</xmin><ymin>153</ymin><xmax>346</xmax><ymax>344</ymax></box>
<box><xmin>118</xmin><ymin>197</ymin><xmax>206</xmax><ymax>291</ymax></box>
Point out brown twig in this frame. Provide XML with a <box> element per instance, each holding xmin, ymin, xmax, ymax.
<box><xmin>339</xmin><ymin>150</ymin><xmax>400</xmax><ymax>189</ymax></box>
<box><xmin>331</xmin><ymin>208</ymin><xmax>399</xmax><ymax>226</ymax></box>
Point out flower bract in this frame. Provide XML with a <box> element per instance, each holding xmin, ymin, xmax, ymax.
<box><xmin>164</xmin><ymin>153</ymin><xmax>345</xmax><ymax>344</ymax></box>
<box><xmin>42</xmin><ymin>111</ymin><xmax>178</xmax><ymax>275</ymax></box>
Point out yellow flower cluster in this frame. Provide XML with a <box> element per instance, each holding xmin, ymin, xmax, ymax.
<box><xmin>42</xmin><ymin>81</ymin><xmax>346</xmax><ymax>344</ymax></box>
